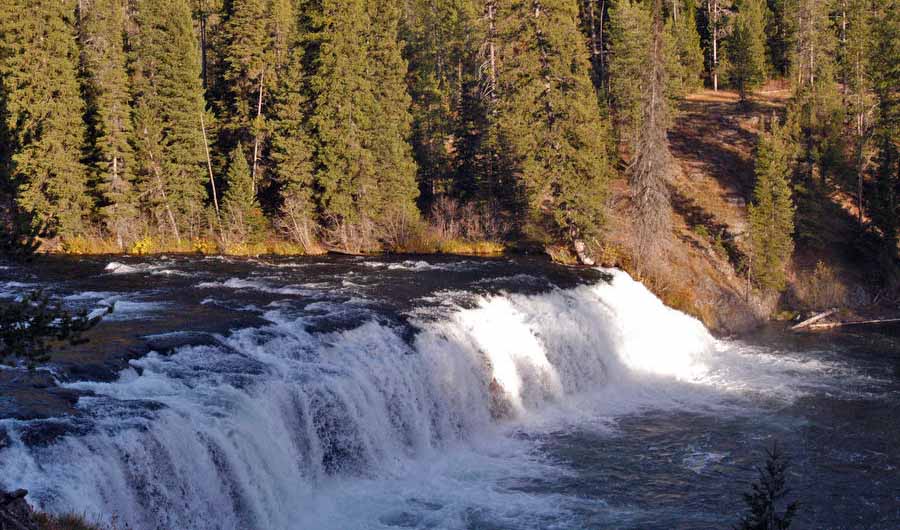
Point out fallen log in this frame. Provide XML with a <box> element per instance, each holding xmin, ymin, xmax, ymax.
<box><xmin>807</xmin><ymin>318</ymin><xmax>900</xmax><ymax>330</ymax></box>
<box><xmin>790</xmin><ymin>309</ymin><xmax>838</xmax><ymax>331</ymax></box>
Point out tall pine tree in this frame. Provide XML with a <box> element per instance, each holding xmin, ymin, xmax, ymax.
<box><xmin>130</xmin><ymin>0</ymin><xmax>209</xmax><ymax>244</ymax></box>
<box><xmin>0</xmin><ymin>0</ymin><xmax>90</xmax><ymax>239</ymax></box>
<box><xmin>495</xmin><ymin>0</ymin><xmax>613</xmax><ymax>245</ymax></box>
<box><xmin>749</xmin><ymin>118</ymin><xmax>796</xmax><ymax>292</ymax></box>
<box><xmin>80</xmin><ymin>0</ymin><xmax>137</xmax><ymax>248</ymax></box>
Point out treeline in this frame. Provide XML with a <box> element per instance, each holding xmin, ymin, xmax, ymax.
<box><xmin>0</xmin><ymin>1</ymin><xmax>897</xmax><ymax>280</ymax></box>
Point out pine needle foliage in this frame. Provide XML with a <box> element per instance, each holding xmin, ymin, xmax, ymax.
<box><xmin>494</xmin><ymin>0</ymin><xmax>613</xmax><ymax>243</ymax></box>
<box><xmin>735</xmin><ymin>443</ymin><xmax>799</xmax><ymax>530</ymax></box>
<box><xmin>749</xmin><ymin>118</ymin><xmax>796</xmax><ymax>292</ymax></box>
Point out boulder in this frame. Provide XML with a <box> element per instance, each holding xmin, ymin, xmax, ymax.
<box><xmin>0</xmin><ymin>489</ymin><xmax>37</xmax><ymax>530</ymax></box>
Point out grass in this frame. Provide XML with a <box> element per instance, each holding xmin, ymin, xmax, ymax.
<box><xmin>33</xmin><ymin>512</ymin><xmax>106</xmax><ymax>530</ymax></box>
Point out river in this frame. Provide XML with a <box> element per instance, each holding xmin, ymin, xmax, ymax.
<box><xmin>0</xmin><ymin>255</ymin><xmax>897</xmax><ymax>529</ymax></box>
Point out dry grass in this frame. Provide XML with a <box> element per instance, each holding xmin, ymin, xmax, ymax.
<box><xmin>33</xmin><ymin>512</ymin><xmax>107</xmax><ymax>530</ymax></box>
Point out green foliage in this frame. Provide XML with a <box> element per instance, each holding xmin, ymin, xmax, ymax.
<box><xmin>609</xmin><ymin>0</ymin><xmax>653</xmax><ymax>150</ymax></box>
<box><xmin>0</xmin><ymin>291</ymin><xmax>112</xmax><ymax>367</ymax></box>
<box><xmin>310</xmin><ymin>0</ymin><xmax>419</xmax><ymax>234</ymax></box>
<box><xmin>79</xmin><ymin>0</ymin><xmax>138</xmax><ymax>248</ymax></box>
<box><xmin>0</xmin><ymin>0</ymin><xmax>90</xmax><ymax>239</ymax></box>
<box><xmin>736</xmin><ymin>443</ymin><xmax>799</xmax><ymax>530</ymax></box>
<box><xmin>130</xmin><ymin>0</ymin><xmax>208</xmax><ymax>242</ymax></box>
<box><xmin>667</xmin><ymin>0</ymin><xmax>706</xmax><ymax>93</ymax></box>
<box><xmin>727</xmin><ymin>0</ymin><xmax>768</xmax><ymax>101</ymax></box>
<box><xmin>222</xmin><ymin>144</ymin><xmax>267</xmax><ymax>242</ymax></box>
<box><xmin>495</xmin><ymin>0</ymin><xmax>613</xmax><ymax>242</ymax></box>
<box><xmin>870</xmin><ymin>0</ymin><xmax>900</xmax><ymax>250</ymax></box>
<box><xmin>749</xmin><ymin>118</ymin><xmax>796</xmax><ymax>292</ymax></box>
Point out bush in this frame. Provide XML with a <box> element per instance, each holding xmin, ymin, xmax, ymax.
<box><xmin>736</xmin><ymin>442</ymin><xmax>799</xmax><ymax>530</ymax></box>
<box><xmin>796</xmin><ymin>261</ymin><xmax>847</xmax><ymax>310</ymax></box>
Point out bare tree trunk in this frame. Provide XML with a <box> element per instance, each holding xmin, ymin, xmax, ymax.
<box><xmin>200</xmin><ymin>111</ymin><xmax>220</xmax><ymax>217</ymax></box>
<box><xmin>251</xmin><ymin>72</ymin><xmax>265</xmax><ymax>195</ymax></box>
<box><xmin>711</xmin><ymin>0</ymin><xmax>719</xmax><ymax>91</ymax></box>
<box><xmin>198</xmin><ymin>0</ymin><xmax>209</xmax><ymax>89</ymax></box>
<box><xmin>486</xmin><ymin>1</ymin><xmax>497</xmax><ymax>104</ymax></box>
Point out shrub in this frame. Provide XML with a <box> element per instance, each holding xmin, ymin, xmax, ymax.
<box><xmin>796</xmin><ymin>261</ymin><xmax>847</xmax><ymax>310</ymax></box>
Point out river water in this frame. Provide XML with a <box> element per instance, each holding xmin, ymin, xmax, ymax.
<box><xmin>0</xmin><ymin>255</ymin><xmax>897</xmax><ymax>529</ymax></box>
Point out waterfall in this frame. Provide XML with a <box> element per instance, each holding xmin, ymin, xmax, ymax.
<box><xmin>0</xmin><ymin>269</ymin><xmax>785</xmax><ymax>529</ymax></box>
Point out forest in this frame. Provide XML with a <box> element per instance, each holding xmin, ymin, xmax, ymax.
<box><xmin>0</xmin><ymin>0</ymin><xmax>898</xmax><ymax>300</ymax></box>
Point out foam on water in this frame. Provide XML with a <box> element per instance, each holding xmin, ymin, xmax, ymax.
<box><xmin>0</xmin><ymin>269</ymin><xmax>852</xmax><ymax>529</ymax></box>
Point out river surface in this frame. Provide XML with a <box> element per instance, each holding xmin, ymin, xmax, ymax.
<box><xmin>0</xmin><ymin>255</ymin><xmax>898</xmax><ymax>529</ymax></box>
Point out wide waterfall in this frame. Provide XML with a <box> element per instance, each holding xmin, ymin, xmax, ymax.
<box><xmin>0</xmin><ymin>256</ymin><xmax>896</xmax><ymax>529</ymax></box>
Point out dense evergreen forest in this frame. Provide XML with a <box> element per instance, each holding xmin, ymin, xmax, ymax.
<box><xmin>0</xmin><ymin>0</ymin><xmax>898</xmax><ymax>297</ymax></box>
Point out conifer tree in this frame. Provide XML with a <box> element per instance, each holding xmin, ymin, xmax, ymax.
<box><xmin>403</xmin><ymin>0</ymin><xmax>482</xmax><ymax>203</ymax></box>
<box><xmin>79</xmin><ymin>0</ymin><xmax>137</xmax><ymax>248</ymax></box>
<box><xmin>222</xmin><ymin>144</ymin><xmax>266</xmax><ymax>243</ymax></box>
<box><xmin>609</xmin><ymin>0</ymin><xmax>653</xmax><ymax>150</ymax></box>
<box><xmin>0</xmin><ymin>0</ymin><xmax>90</xmax><ymax>239</ymax></box>
<box><xmin>310</xmin><ymin>0</ymin><xmax>419</xmax><ymax>238</ymax></box>
<box><xmin>869</xmin><ymin>0</ymin><xmax>899</xmax><ymax>251</ymax></box>
<box><xmin>271</xmin><ymin>47</ymin><xmax>317</xmax><ymax>247</ymax></box>
<box><xmin>727</xmin><ymin>0</ymin><xmax>768</xmax><ymax>102</ymax></box>
<box><xmin>130</xmin><ymin>0</ymin><xmax>208</xmax><ymax>243</ymax></box>
<box><xmin>667</xmin><ymin>0</ymin><xmax>706</xmax><ymax>93</ymax></box>
<box><xmin>310</xmin><ymin>0</ymin><xmax>377</xmax><ymax>227</ymax></box>
<box><xmin>495</xmin><ymin>0</ymin><xmax>613</xmax><ymax>245</ymax></box>
<box><xmin>630</xmin><ymin>0</ymin><xmax>676</xmax><ymax>265</ymax></box>
<box><xmin>367</xmin><ymin>0</ymin><xmax>421</xmax><ymax>224</ymax></box>
<box><xmin>749</xmin><ymin>119</ymin><xmax>796</xmax><ymax>292</ymax></box>
<box><xmin>222</xmin><ymin>0</ymin><xmax>273</xmax><ymax>194</ymax></box>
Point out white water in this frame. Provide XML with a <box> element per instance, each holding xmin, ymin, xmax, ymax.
<box><xmin>0</xmin><ymin>269</ymin><xmax>847</xmax><ymax>529</ymax></box>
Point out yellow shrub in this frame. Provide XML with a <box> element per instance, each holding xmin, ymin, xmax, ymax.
<box><xmin>191</xmin><ymin>238</ymin><xmax>218</xmax><ymax>255</ymax></box>
<box><xmin>129</xmin><ymin>236</ymin><xmax>156</xmax><ymax>255</ymax></box>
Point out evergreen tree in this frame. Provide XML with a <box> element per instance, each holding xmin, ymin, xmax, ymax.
<box><xmin>791</xmin><ymin>0</ymin><xmax>837</xmax><ymax>89</ymax></box>
<box><xmin>403</xmin><ymin>0</ymin><xmax>482</xmax><ymax>204</ymax></box>
<box><xmin>736</xmin><ymin>443</ymin><xmax>799</xmax><ymax>530</ymax></box>
<box><xmin>749</xmin><ymin>119</ymin><xmax>796</xmax><ymax>292</ymax></box>
<box><xmin>0</xmin><ymin>0</ymin><xmax>90</xmax><ymax>239</ymax></box>
<box><xmin>222</xmin><ymin>144</ymin><xmax>266</xmax><ymax>242</ymax></box>
<box><xmin>310</xmin><ymin>0</ymin><xmax>419</xmax><ymax>238</ymax></box>
<box><xmin>130</xmin><ymin>0</ymin><xmax>209</xmax><ymax>244</ymax></box>
<box><xmin>766</xmin><ymin>0</ymin><xmax>792</xmax><ymax>77</ymax></box>
<box><xmin>631</xmin><ymin>0</ymin><xmax>676</xmax><ymax>265</ymax></box>
<box><xmin>270</xmin><ymin>46</ymin><xmax>317</xmax><ymax>247</ymax></box>
<box><xmin>609</xmin><ymin>0</ymin><xmax>653</xmax><ymax>150</ymax></box>
<box><xmin>79</xmin><ymin>0</ymin><xmax>138</xmax><ymax>248</ymax></box>
<box><xmin>222</xmin><ymin>0</ymin><xmax>273</xmax><ymax>194</ymax></box>
<box><xmin>309</xmin><ymin>0</ymin><xmax>377</xmax><ymax>227</ymax></box>
<box><xmin>367</xmin><ymin>0</ymin><xmax>421</xmax><ymax>224</ymax></box>
<box><xmin>869</xmin><ymin>0</ymin><xmax>899</xmax><ymax>251</ymax></box>
<box><xmin>495</xmin><ymin>0</ymin><xmax>613</xmax><ymax>244</ymax></box>
<box><xmin>727</xmin><ymin>0</ymin><xmax>768</xmax><ymax>102</ymax></box>
<box><xmin>667</xmin><ymin>0</ymin><xmax>706</xmax><ymax>93</ymax></box>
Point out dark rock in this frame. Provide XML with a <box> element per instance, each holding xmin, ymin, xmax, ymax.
<box><xmin>0</xmin><ymin>488</ymin><xmax>37</xmax><ymax>530</ymax></box>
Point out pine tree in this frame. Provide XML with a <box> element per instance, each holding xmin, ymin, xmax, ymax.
<box><xmin>309</xmin><ymin>0</ymin><xmax>377</xmax><ymax>227</ymax></box>
<box><xmin>222</xmin><ymin>144</ymin><xmax>266</xmax><ymax>243</ymax></box>
<box><xmin>667</xmin><ymin>0</ymin><xmax>706</xmax><ymax>93</ymax></box>
<box><xmin>403</xmin><ymin>0</ymin><xmax>482</xmax><ymax>203</ymax></box>
<box><xmin>609</xmin><ymin>0</ymin><xmax>653</xmax><ymax>150</ymax></box>
<box><xmin>630</xmin><ymin>0</ymin><xmax>676</xmax><ymax>266</ymax></box>
<box><xmin>0</xmin><ymin>0</ymin><xmax>91</xmax><ymax>239</ymax></box>
<box><xmin>310</xmin><ymin>0</ymin><xmax>419</xmax><ymax>239</ymax></box>
<box><xmin>222</xmin><ymin>0</ymin><xmax>273</xmax><ymax>194</ymax></box>
<box><xmin>130</xmin><ymin>0</ymin><xmax>209</xmax><ymax>244</ymax></box>
<box><xmin>79</xmin><ymin>0</ymin><xmax>137</xmax><ymax>248</ymax></box>
<box><xmin>495</xmin><ymin>0</ymin><xmax>613</xmax><ymax>245</ymax></box>
<box><xmin>367</xmin><ymin>0</ymin><xmax>420</xmax><ymax>225</ymax></box>
<box><xmin>736</xmin><ymin>443</ymin><xmax>799</xmax><ymax>530</ymax></box>
<box><xmin>869</xmin><ymin>0</ymin><xmax>899</xmax><ymax>251</ymax></box>
<box><xmin>270</xmin><ymin>46</ymin><xmax>317</xmax><ymax>248</ymax></box>
<box><xmin>727</xmin><ymin>0</ymin><xmax>768</xmax><ymax>102</ymax></box>
<box><xmin>749</xmin><ymin>119</ymin><xmax>796</xmax><ymax>292</ymax></box>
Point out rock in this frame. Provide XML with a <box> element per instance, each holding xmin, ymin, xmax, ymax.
<box><xmin>0</xmin><ymin>488</ymin><xmax>37</xmax><ymax>530</ymax></box>
<box><xmin>573</xmin><ymin>240</ymin><xmax>596</xmax><ymax>266</ymax></box>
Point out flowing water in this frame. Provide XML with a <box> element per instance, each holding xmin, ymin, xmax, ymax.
<box><xmin>0</xmin><ymin>255</ymin><xmax>898</xmax><ymax>529</ymax></box>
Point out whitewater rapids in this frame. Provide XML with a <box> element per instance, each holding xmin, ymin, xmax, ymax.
<box><xmin>0</xmin><ymin>262</ymin><xmax>870</xmax><ymax>529</ymax></box>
